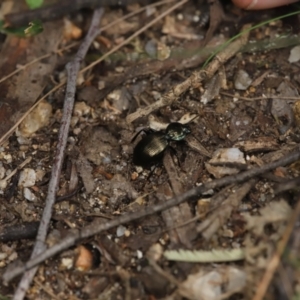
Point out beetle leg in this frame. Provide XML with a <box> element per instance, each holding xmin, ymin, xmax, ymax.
<box><xmin>168</xmin><ymin>146</ymin><xmax>182</xmax><ymax>169</ymax></box>
<box><xmin>145</xmin><ymin>164</ymin><xmax>158</xmax><ymax>181</ymax></box>
<box><xmin>131</xmin><ymin>128</ymin><xmax>153</xmax><ymax>143</ymax></box>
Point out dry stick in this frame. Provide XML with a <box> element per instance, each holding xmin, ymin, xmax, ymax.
<box><xmin>11</xmin><ymin>8</ymin><xmax>104</xmax><ymax>300</ymax></box>
<box><xmin>220</xmin><ymin>91</ymin><xmax>300</xmax><ymax>101</ymax></box>
<box><xmin>4</xmin><ymin>145</ymin><xmax>300</xmax><ymax>283</ymax></box>
<box><xmin>0</xmin><ymin>42</ymin><xmax>78</xmax><ymax>84</ymax></box>
<box><xmin>252</xmin><ymin>196</ymin><xmax>300</xmax><ymax>300</ymax></box>
<box><xmin>33</xmin><ymin>278</ymin><xmax>60</xmax><ymax>300</ymax></box>
<box><xmin>0</xmin><ymin>0</ymin><xmax>178</xmax><ymax>147</ymax></box>
<box><xmin>79</xmin><ymin>0</ymin><xmax>188</xmax><ymax>75</ymax></box>
<box><xmin>4</xmin><ymin>0</ymin><xmax>143</xmax><ymax>26</ymax></box>
<box><xmin>0</xmin><ymin>83</ymin><xmax>65</xmax><ymax>148</ymax></box>
<box><xmin>0</xmin><ymin>0</ymin><xmax>175</xmax><ymax>85</ymax></box>
<box><xmin>126</xmin><ymin>24</ymin><xmax>251</xmax><ymax>124</ymax></box>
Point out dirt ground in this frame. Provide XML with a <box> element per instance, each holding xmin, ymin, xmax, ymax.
<box><xmin>0</xmin><ymin>0</ymin><xmax>300</xmax><ymax>299</ymax></box>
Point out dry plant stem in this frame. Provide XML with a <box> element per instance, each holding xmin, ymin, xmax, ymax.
<box><xmin>4</xmin><ymin>145</ymin><xmax>300</xmax><ymax>283</ymax></box>
<box><xmin>5</xmin><ymin>0</ymin><xmax>143</xmax><ymax>26</ymax></box>
<box><xmin>252</xmin><ymin>196</ymin><xmax>300</xmax><ymax>300</ymax></box>
<box><xmin>33</xmin><ymin>278</ymin><xmax>60</xmax><ymax>300</ymax></box>
<box><xmin>148</xmin><ymin>258</ymin><xmax>180</xmax><ymax>286</ymax></box>
<box><xmin>11</xmin><ymin>8</ymin><xmax>104</xmax><ymax>300</ymax></box>
<box><xmin>0</xmin><ymin>0</ymin><xmax>177</xmax><ymax>147</ymax></box>
<box><xmin>126</xmin><ymin>24</ymin><xmax>251</xmax><ymax>123</ymax></box>
<box><xmin>0</xmin><ymin>42</ymin><xmax>78</xmax><ymax>84</ymax></box>
<box><xmin>197</xmin><ymin>180</ymin><xmax>256</xmax><ymax>239</ymax></box>
<box><xmin>1</xmin><ymin>156</ymin><xmax>32</xmax><ymax>183</ymax></box>
<box><xmin>0</xmin><ymin>0</ymin><xmax>175</xmax><ymax>86</ymax></box>
<box><xmin>79</xmin><ymin>0</ymin><xmax>188</xmax><ymax>75</ymax></box>
<box><xmin>0</xmin><ymin>221</ymin><xmax>40</xmax><ymax>243</ymax></box>
<box><xmin>0</xmin><ymin>83</ymin><xmax>64</xmax><ymax>146</ymax></box>
<box><xmin>220</xmin><ymin>91</ymin><xmax>300</xmax><ymax>101</ymax></box>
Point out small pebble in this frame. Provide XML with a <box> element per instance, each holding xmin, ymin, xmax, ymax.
<box><xmin>18</xmin><ymin>168</ymin><xmax>36</xmax><ymax>188</ymax></box>
<box><xmin>61</xmin><ymin>257</ymin><xmax>73</xmax><ymax>270</ymax></box>
<box><xmin>18</xmin><ymin>100</ymin><xmax>52</xmax><ymax>137</ymax></box>
<box><xmin>234</xmin><ymin>70</ymin><xmax>252</xmax><ymax>90</ymax></box>
<box><xmin>23</xmin><ymin>187</ymin><xmax>37</xmax><ymax>201</ymax></box>
<box><xmin>116</xmin><ymin>225</ymin><xmax>126</xmax><ymax>237</ymax></box>
<box><xmin>288</xmin><ymin>45</ymin><xmax>300</xmax><ymax>63</ymax></box>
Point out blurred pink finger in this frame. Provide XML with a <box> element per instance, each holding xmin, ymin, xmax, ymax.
<box><xmin>232</xmin><ymin>0</ymin><xmax>298</xmax><ymax>10</ymax></box>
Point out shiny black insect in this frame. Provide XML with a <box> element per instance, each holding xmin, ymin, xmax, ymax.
<box><xmin>133</xmin><ymin>122</ymin><xmax>191</xmax><ymax>167</ymax></box>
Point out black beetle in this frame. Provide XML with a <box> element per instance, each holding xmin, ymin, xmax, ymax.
<box><xmin>133</xmin><ymin>122</ymin><xmax>191</xmax><ymax>167</ymax></box>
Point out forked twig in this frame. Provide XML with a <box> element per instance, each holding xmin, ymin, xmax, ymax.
<box><xmin>4</xmin><ymin>145</ymin><xmax>300</xmax><ymax>283</ymax></box>
<box><xmin>0</xmin><ymin>0</ymin><xmax>175</xmax><ymax>86</ymax></box>
<box><xmin>0</xmin><ymin>0</ymin><xmax>180</xmax><ymax>147</ymax></box>
<box><xmin>0</xmin><ymin>42</ymin><xmax>77</xmax><ymax>85</ymax></box>
<box><xmin>5</xmin><ymin>0</ymin><xmax>146</xmax><ymax>26</ymax></box>
<box><xmin>79</xmin><ymin>0</ymin><xmax>188</xmax><ymax>74</ymax></box>
<box><xmin>252</xmin><ymin>196</ymin><xmax>300</xmax><ymax>300</ymax></box>
<box><xmin>10</xmin><ymin>8</ymin><xmax>104</xmax><ymax>300</ymax></box>
<box><xmin>126</xmin><ymin>24</ymin><xmax>251</xmax><ymax>123</ymax></box>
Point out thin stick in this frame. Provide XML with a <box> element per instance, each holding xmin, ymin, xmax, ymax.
<box><xmin>0</xmin><ymin>0</ymin><xmax>175</xmax><ymax>85</ymax></box>
<box><xmin>220</xmin><ymin>91</ymin><xmax>300</xmax><ymax>101</ymax></box>
<box><xmin>126</xmin><ymin>23</ymin><xmax>251</xmax><ymax>123</ymax></box>
<box><xmin>0</xmin><ymin>0</ymin><xmax>177</xmax><ymax>147</ymax></box>
<box><xmin>79</xmin><ymin>0</ymin><xmax>188</xmax><ymax>75</ymax></box>
<box><xmin>11</xmin><ymin>8</ymin><xmax>104</xmax><ymax>300</ymax></box>
<box><xmin>33</xmin><ymin>278</ymin><xmax>61</xmax><ymax>300</ymax></box>
<box><xmin>251</xmin><ymin>196</ymin><xmax>300</xmax><ymax>300</ymax></box>
<box><xmin>0</xmin><ymin>42</ymin><xmax>77</xmax><ymax>84</ymax></box>
<box><xmin>4</xmin><ymin>145</ymin><xmax>300</xmax><ymax>283</ymax></box>
<box><xmin>5</xmin><ymin>0</ymin><xmax>150</xmax><ymax>26</ymax></box>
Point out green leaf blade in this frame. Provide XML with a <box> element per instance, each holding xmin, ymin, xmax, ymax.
<box><xmin>26</xmin><ymin>0</ymin><xmax>44</xmax><ymax>9</ymax></box>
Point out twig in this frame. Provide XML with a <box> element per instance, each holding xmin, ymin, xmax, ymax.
<box><xmin>4</xmin><ymin>145</ymin><xmax>300</xmax><ymax>283</ymax></box>
<box><xmin>251</xmin><ymin>196</ymin><xmax>300</xmax><ymax>300</ymax></box>
<box><xmin>0</xmin><ymin>0</ymin><xmax>175</xmax><ymax>85</ymax></box>
<box><xmin>79</xmin><ymin>0</ymin><xmax>189</xmax><ymax>75</ymax></box>
<box><xmin>10</xmin><ymin>8</ymin><xmax>104</xmax><ymax>300</ymax></box>
<box><xmin>148</xmin><ymin>258</ymin><xmax>180</xmax><ymax>286</ymax></box>
<box><xmin>0</xmin><ymin>156</ymin><xmax>32</xmax><ymax>183</ymax></box>
<box><xmin>197</xmin><ymin>180</ymin><xmax>256</xmax><ymax>240</ymax></box>
<box><xmin>0</xmin><ymin>83</ymin><xmax>64</xmax><ymax>147</ymax></box>
<box><xmin>220</xmin><ymin>91</ymin><xmax>300</xmax><ymax>101</ymax></box>
<box><xmin>126</xmin><ymin>24</ymin><xmax>251</xmax><ymax>123</ymax></box>
<box><xmin>0</xmin><ymin>42</ymin><xmax>77</xmax><ymax>85</ymax></box>
<box><xmin>0</xmin><ymin>222</ymin><xmax>40</xmax><ymax>243</ymax></box>
<box><xmin>4</xmin><ymin>0</ymin><xmax>143</xmax><ymax>27</ymax></box>
<box><xmin>33</xmin><ymin>278</ymin><xmax>60</xmax><ymax>300</ymax></box>
<box><xmin>0</xmin><ymin>0</ymin><xmax>178</xmax><ymax>147</ymax></box>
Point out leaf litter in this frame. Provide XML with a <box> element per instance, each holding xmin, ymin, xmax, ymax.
<box><xmin>0</xmin><ymin>1</ymin><xmax>300</xmax><ymax>299</ymax></box>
